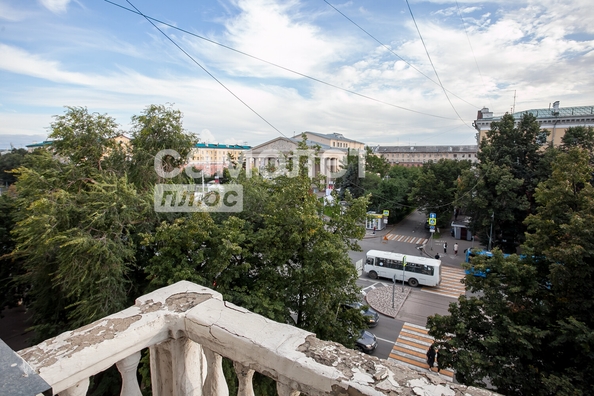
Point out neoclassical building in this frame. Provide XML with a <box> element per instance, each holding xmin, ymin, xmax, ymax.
<box><xmin>474</xmin><ymin>101</ymin><xmax>594</xmax><ymax>146</ymax></box>
<box><xmin>246</xmin><ymin>137</ymin><xmax>352</xmax><ymax>181</ymax></box>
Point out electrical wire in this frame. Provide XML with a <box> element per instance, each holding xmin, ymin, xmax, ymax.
<box><xmin>404</xmin><ymin>0</ymin><xmax>474</xmax><ymax>131</ymax></box>
<box><xmin>122</xmin><ymin>0</ymin><xmax>289</xmax><ymax>138</ymax></box>
<box><xmin>322</xmin><ymin>0</ymin><xmax>479</xmax><ymax>110</ymax></box>
<box><xmin>105</xmin><ymin>0</ymin><xmax>456</xmax><ymax>121</ymax></box>
<box><xmin>454</xmin><ymin>0</ymin><xmax>491</xmax><ymax>109</ymax></box>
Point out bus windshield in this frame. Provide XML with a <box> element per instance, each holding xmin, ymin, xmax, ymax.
<box><xmin>364</xmin><ymin>249</ymin><xmax>441</xmax><ymax>287</ymax></box>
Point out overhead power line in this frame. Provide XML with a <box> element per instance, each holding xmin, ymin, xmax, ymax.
<box><xmin>404</xmin><ymin>0</ymin><xmax>474</xmax><ymax>130</ymax></box>
<box><xmin>105</xmin><ymin>0</ymin><xmax>457</xmax><ymax>121</ymax></box>
<box><xmin>323</xmin><ymin>0</ymin><xmax>479</xmax><ymax>110</ymax></box>
<box><xmin>121</xmin><ymin>0</ymin><xmax>288</xmax><ymax>138</ymax></box>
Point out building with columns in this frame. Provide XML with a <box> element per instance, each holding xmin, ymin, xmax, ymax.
<box><xmin>247</xmin><ymin>134</ymin><xmax>364</xmax><ymax>184</ymax></box>
<box><xmin>474</xmin><ymin>101</ymin><xmax>594</xmax><ymax>146</ymax></box>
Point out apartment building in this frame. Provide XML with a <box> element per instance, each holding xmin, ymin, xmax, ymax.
<box><xmin>474</xmin><ymin>101</ymin><xmax>594</xmax><ymax>146</ymax></box>
<box><xmin>374</xmin><ymin>145</ymin><xmax>478</xmax><ymax>167</ymax></box>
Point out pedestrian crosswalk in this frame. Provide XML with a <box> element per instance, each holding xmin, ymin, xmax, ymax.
<box><xmin>383</xmin><ymin>233</ymin><xmax>428</xmax><ymax>245</ymax></box>
<box><xmin>360</xmin><ymin>267</ymin><xmax>466</xmax><ymax>299</ymax></box>
<box><xmin>421</xmin><ymin>266</ymin><xmax>466</xmax><ymax>298</ymax></box>
<box><xmin>388</xmin><ymin>322</ymin><xmax>454</xmax><ymax>380</ymax></box>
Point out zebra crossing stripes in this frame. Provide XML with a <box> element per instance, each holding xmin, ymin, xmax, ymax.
<box><xmin>388</xmin><ymin>322</ymin><xmax>454</xmax><ymax>380</ymax></box>
<box><xmin>421</xmin><ymin>266</ymin><xmax>466</xmax><ymax>298</ymax></box>
<box><xmin>383</xmin><ymin>233</ymin><xmax>428</xmax><ymax>245</ymax></box>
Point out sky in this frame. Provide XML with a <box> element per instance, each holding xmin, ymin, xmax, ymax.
<box><xmin>1</xmin><ymin>0</ymin><xmax>593</xmax><ymax>150</ymax></box>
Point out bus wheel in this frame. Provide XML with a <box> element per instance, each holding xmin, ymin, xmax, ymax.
<box><xmin>368</xmin><ymin>271</ymin><xmax>378</xmax><ymax>280</ymax></box>
<box><xmin>408</xmin><ymin>278</ymin><xmax>419</xmax><ymax>287</ymax></box>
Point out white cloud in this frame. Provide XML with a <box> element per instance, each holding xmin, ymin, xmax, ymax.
<box><xmin>38</xmin><ymin>0</ymin><xmax>71</xmax><ymax>14</ymax></box>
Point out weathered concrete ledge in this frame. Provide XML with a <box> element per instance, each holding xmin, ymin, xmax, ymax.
<box><xmin>18</xmin><ymin>281</ymin><xmax>500</xmax><ymax>395</ymax></box>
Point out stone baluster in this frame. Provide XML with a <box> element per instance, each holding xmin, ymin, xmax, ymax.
<box><xmin>150</xmin><ymin>337</ymin><xmax>204</xmax><ymax>396</ymax></box>
<box><xmin>233</xmin><ymin>362</ymin><xmax>255</xmax><ymax>396</ymax></box>
<box><xmin>277</xmin><ymin>382</ymin><xmax>300</xmax><ymax>396</ymax></box>
<box><xmin>116</xmin><ymin>351</ymin><xmax>142</xmax><ymax>396</ymax></box>
<box><xmin>203</xmin><ymin>347</ymin><xmax>228</xmax><ymax>396</ymax></box>
<box><xmin>59</xmin><ymin>378</ymin><xmax>89</xmax><ymax>396</ymax></box>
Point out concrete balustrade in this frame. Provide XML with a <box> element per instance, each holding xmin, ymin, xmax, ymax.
<box><xmin>18</xmin><ymin>281</ymin><xmax>499</xmax><ymax>395</ymax></box>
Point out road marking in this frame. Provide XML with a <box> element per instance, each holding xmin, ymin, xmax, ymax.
<box><xmin>360</xmin><ymin>281</ymin><xmax>385</xmax><ymax>296</ymax></box>
<box><xmin>421</xmin><ymin>266</ymin><xmax>466</xmax><ymax>298</ymax></box>
<box><xmin>388</xmin><ymin>322</ymin><xmax>454</xmax><ymax>380</ymax></box>
<box><xmin>383</xmin><ymin>233</ymin><xmax>428</xmax><ymax>245</ymax></box>
<box><xmin>376</xmin><ymin>336</ymin><xmax>395</xmax><ymax>344</ymax></box>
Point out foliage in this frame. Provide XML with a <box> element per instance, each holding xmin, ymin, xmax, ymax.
<box><xmin>144</xmin><ymin>143</ymin><xmax>370</xmax><ymax>348</ymax></box>
<box><xmin>0</xmin><ymin>192</ymin><xmax>26</xmax><ymax>313</ymax></box>
<box><xmin>49</xmin><ymin>106</ymin><xmax>122</xmax><ymax>171</ymax></box>
<box><xmin>368</xmin><ymin>165</ymin><xmax>419</xmax><ymax>223</ymax></box>
<box><xmin>410</xmin><ymin>159</ymin><xmax>471</xmax><ymax>227</ymax></box>
<box><xmin>128</xmin><ymin>104</ymin><xmax>199</xmax><ymax>190</ymax></box>
<box><xmin>561</xmin><ymin>125</ymin><xmax>594</xmax><ymax>152</ymax></box>
<box><xmin>428</xmin><ymin>148</ymin><xmax>594</xmax><ymax>395</ymax></box>
<box><xmin>11</xmin><ymin>149</ymin><xmax>148</xmax><ymax>339</ymax></box>
<box><xmin>459</xmin><ymin>112</ymin><xmax>551</xmax><ymax>253</ymax></box>
<box><xmin>364</xmin><ymin>146</ymin><xmax>390</xmax><ymax>177</ymax></box>
<box><xmin>0</xmin><ymin>148</ymin><xmax>28</xmax><ymax>186</ymax></box>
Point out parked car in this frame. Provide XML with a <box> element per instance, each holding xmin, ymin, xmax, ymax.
<box><xmin>344</xmin><ymin>302</ymin><xmax>380</xmax><ymax>327</ymax></box>
<box><xmin>355</xmin><ymin>330</ymin><xmax>378</xmax><ymax>354</ymax></box>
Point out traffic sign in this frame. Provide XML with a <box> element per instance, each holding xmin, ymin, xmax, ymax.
<box><xmin>429</xmin><ymin>212</ymin><xmax>436</xmax><ymax>218</ymax></box>
<box><xmin>383</xmin><ymin>210</ymin><xmax>390</xmax><ymax>216</ymax></box>
<box><xmin>428</xmin><ymin>218</ymin><xmax>436</xmax><ymax>226</ymax></box>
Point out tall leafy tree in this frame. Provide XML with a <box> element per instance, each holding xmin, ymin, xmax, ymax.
<box><xmin>460</xmin><ymin>112</ymin><xmax>550</xmax><ymax>252</ymax></box>
<box><xmin>427</xmin><ymin>147</ymin><xmax>594</xmax><ymax>396</ymax></box>
<box><xmin>11</xmin><ymin>144</ymin><xmax>147</xmax><ymax>340</ymax></box>
<box><xmin>368</xmin><ymin>165</ymin><xmax>419</xmax><ymax>223</ymax></box>
<box><xmin>128</xmin><ymin>104</ymin><xmax>198</xmax><ymax>190</ymax></box>
<box><xmin>144</xmin><ymin>140</ymin><xmax>370</xmax><ymax>348</ymax></box>
<box><xmin>365</xmin><ymin>146</ymin><xmax>391</xmax><ymax>177</ymax></box>
<box><xmin>410</xmin><ymin>159</ymin><xmax>471</xmax><ymax>228</ymax></box>
<box><xmin>0</xmin><ymin>148</ymin><xmax>28</xmax><ymax>186</ymax></box>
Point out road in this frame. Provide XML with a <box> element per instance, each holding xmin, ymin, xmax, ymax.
<box><xmin>351</xmin><ymin>210</ymin><xmax>480</xmax><ymax>378</ymax></box>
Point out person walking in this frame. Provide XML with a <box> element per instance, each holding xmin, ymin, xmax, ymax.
<box><xmin>454</xmin><ymin>243</ymin><xmax>459</xmax><ymax>256</ymax></box>
<box><xmin>443</xmin><ymin>242</ymin><xmax>447</xmax><ymax>254</ymax></box>
<box><xmin>426</xmin><ymin>345</ymin><xmax>436</xmax><ymax>371</ymax></box>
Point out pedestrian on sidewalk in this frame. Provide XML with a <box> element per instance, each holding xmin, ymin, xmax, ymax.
<box><xmin>373</xmin><ymin>225</ymin><xmax>376</xmax><ymax>234</ymax></box>
<box><xmin>426</xmin><ymin>344</ymin><xmax>436</xmax><ymax>371</ymax></box>
<box><xmin>454</xmin><ymin>243</ymin><xmax>459</xmax><ymax>256</ymax></box>
<box><xmin>443</xmin><ymin>242</ymin><xmax>447</xmax><ymax>254</ymax></box>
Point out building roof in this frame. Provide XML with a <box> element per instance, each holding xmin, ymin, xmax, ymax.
<box><xmin>512</xmin><ymin>105</ymin><xmax>594</xmax><ymax>119</ymax></box>
<box><xmin>195</xmin><ymin>143</ymin><xmax>251</xmax><ymax>150</ymax></box>
<box><xmin>302</xmin><ymin>131</ymin><xmax>365</xmax><ymax>145</ymax></box>
<box><xmin>25</xmin><ymin>141</ymin><xmax>53</xmax><ymax>148</ymax></box>
<box><xmin>375</xmin><ymin>145</ymin><xmax>478</xmax><ymax>153</ymax></box>
<box><xmin>487</xmin><ymin>105</ymin><xmax>594</xmax><ymax>121</ymax></box>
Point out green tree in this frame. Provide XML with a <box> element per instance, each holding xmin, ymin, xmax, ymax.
<box><xmin>128</xmin><ymin>104</ymin><xmax>199</xmax><ymax>190</ymax></box>
<box><xmin>11</xmin><ymin>149</ymin><xmax>148</xmax><ymax>339</ymax></box>
<box><xmin>50</xmin><ymin>107</ymin><xmax>122</xmax><ymax>171</ymax></box>
<box><xmin>144</xmin><ymin>139</ymin><xmax>370</xmax><ymax>348</ymax></box>
<box><xmin>411</xmin><ymin>159</ymin><xmax>471</xmax><ymax>228</ymax></box>
<box><xmin>0</xmin><ymin>148</ymin><xmax>28</xmax><ymax>186</ymax></box>
<box><xmin>365</xmin><ymin>146</ymin><xmax>390</xmax><ymax>177</ymax></box>
<box><xmin>561</xmin><ymin>125</ymin><xmax>594</xmax><ymax>152</ymax></box>
<box><xmin>368</xmin><ymin>165</ymin><xmax>419</xmax><ymax>223</ymax></box>
<box><xmin>460</xmin><ymin>112</ymin><xmax>550</xmax><ymax>252</ymax></box>
<box><xmin>427</xmin><ymin>148</ymin><xmax>594</xmax><ymax>395</ymax></box>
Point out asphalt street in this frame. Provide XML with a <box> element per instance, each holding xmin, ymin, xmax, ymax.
<box><xmin>351</xmin><ymin>209</ymin><xmax>483</xmax><ymax>372</ymax></box>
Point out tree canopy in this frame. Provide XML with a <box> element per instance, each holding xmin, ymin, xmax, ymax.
<box><xmin>428</xmin><ymin>136</ymin><xmax>594</xmax><ymax>395</ymax></box>
<box><xmin>459</xmin><ymin>112</ymin><xmax>550</xmax><ymax>252</ymax></box>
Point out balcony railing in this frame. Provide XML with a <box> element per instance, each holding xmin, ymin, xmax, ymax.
<box><xmin>18</xmin><ymin>281</ymin><xmax>498</xmax><ymax>395</ymax></box>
